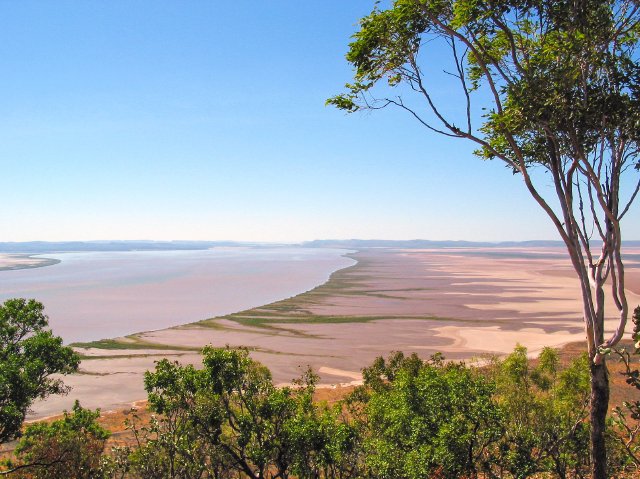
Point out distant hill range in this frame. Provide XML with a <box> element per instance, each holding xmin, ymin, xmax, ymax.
<box><xmin>1</xmin><ymin>239</ymin><xmax>639</xmax><ymax>254</ymax></box>
<box><xmin>302</xmin><ymin>239</ymin><xmax>640</xmax><ymax>249</ymax></box>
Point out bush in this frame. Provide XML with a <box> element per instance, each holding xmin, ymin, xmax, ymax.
<box><xmin>116</xmin><ymin>346</ymin><xmax>358</xmax><ymax>479</ymax></box>
<box><xmin>7</xmin><ymin>401</ymin><xmax>109</xmax><ymax>479</ymax></box>
<box><xmin>348</xmin><ymin>351</ymin><xmax>502</xmax><ymax>479</ymax></box>
<box><xmin>489</xmin><ymin>345</ymin><xmax>591</xmax><ymax>479</ymax></box>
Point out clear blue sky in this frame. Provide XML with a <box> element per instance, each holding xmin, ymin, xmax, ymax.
<box><xmin>1</xmin><ymin>1</ymin><xmax>638</xmax><ymax>242</ymax></box>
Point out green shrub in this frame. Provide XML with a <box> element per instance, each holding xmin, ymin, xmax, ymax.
<box><xmin>348</xmin><ymin>351</ymin><xmax>501</xmax><ymax>479</ymax></box>
<box><xmin>8</xmin><ymin>401</ymin><xmax>109</xmax><ymax>479</ymax></box>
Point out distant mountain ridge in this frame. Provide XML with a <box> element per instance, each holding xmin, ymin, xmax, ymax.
<box><xmin>302</xmin><ymin>239</ymin><xmax>640</xmax><ymax>249</ymax></box>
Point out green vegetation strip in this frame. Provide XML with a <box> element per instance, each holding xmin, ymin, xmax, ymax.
<box><xmin>70</xmin><ymin>337</ymin><xmax>201</xmax><ymax>352</ymax></box>
<box><xmin>187</xmin><ymin>252</ymin><xmax>458</xmax><ymax>335</ymax></box>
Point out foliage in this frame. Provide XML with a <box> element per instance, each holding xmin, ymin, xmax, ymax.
<box><xmin>4</xmin><ymin>344</ymin><xmax>621</xmax><ymax>478</ymax></box>
<box><xmin>0</xmin><ymin>298</ymin><xmax>80</xmax><ymax>444</ymax></box>
<box><xmin>612</xmin><ymin>305</ymin><xmax>640</xmax><ymax>469</ymax></box>
<box><xmin>489</xmin><ymin>345</ymin><xmax>591</xmax><ymax>479</ymax></box>
<box><xmin>113</xmin><ymin>346</ymin><xmax>358</xmax><ymax>479</ymax></box>
<box><xmin>116</xmin><ymin>411</ymin><xmax>227</xmax><ymax>479</ymax></box>
<box><xmin>3</xmin><ymin>401</ymin><xmax>109</xmax><ymax>479</ymax></box>
<box><xmin>329</xmin><ymin>0</ymin><xmax>639</xmax><ymax>180</ymax></box>
<box><xmin>344</xmin><ymin>347</ymin><xmax>595</xmax><ymax>479</ymax></box>
<box><xmin>347</xmin><ymin>351</ymin><xmax>502</xmax><ymax>479</ymax></box>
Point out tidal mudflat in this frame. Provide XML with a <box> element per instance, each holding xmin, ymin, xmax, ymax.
<box><xmin>29</xmin><ymin>246</ymin><xmax>640</xmax><ymax>419</ymax></box>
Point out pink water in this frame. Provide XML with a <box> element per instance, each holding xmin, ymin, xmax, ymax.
<box><xmin>0</xmin><ymin>247</ymin><xmax>354</xmax><ymax>343</ymax></box>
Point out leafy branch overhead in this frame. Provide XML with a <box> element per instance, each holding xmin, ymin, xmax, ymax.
<box><xmin>329</xmin><ymin>0</ymin><xmax>639</xmax><ymax>378</ymax></box>
<box><xmin>329</xmin><ymin>0</ymin><xmax>640</xmax><ymax>169</ymax></box>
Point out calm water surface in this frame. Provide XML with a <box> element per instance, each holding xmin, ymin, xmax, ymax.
<box><xmin>0</xmin><ymin>247</ymin><xmax>354</xmax><ymax>343</ymax></box>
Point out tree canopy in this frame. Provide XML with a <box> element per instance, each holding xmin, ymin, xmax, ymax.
<box><xmin>126</xmin><ymin>346</ymin><xmax>357</xmax><ymax>479</ymax></box>
<box><xmin>0</xmin><ymin>298</ymin><xmax>80</xmax><ymax>444</ymax></box>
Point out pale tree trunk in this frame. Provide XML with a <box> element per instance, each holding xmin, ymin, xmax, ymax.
<box><xmin>566</xmin><ymin>256</ymin><xmax>609</xmax><ymax>479</ymax></box>
<box><xmin>590</xmin><ymin>359</ymin><xmax>609</xmax><ymax>479</ymax></box>
<box><xmin>589</xmin><ymin>269</ymin><xmax>607</xmax><ymax>478</ymax></box>
<box><xmin>561</xmin><ymin>229</ymin><xmax>614</xmax><ymax>479</ymax></box>
<box><xmin>587</xmin><ymin>281</ymin><xmax>607</xmax><ymax>478</ymax></box>
<box><xmin>582</xmin><ymin>256</ymin><xmax>613</xmax><ymax>479</ymax></box>
<box><xmin>581</xmin><ymin>277</ymin><xmax>610</xmax><ymax>479</ymax></box>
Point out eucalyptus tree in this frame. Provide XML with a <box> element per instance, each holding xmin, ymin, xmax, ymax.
<box><xmin>328</xmin><ymin>1</ymin><xmax>640</xmax><ymax>477</ymax></box>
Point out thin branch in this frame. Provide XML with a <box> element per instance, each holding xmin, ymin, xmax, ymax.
<box><xmin>385</xmin><ymin>97</ymin><xmax>460</xmax><ymax>137</ymax></box>
<box><xmin>576</xmin><ymin>179</ymin><xmax>595</xmax><ymax>270</ymax></box>
<box><xmin>450</xmin><ymin>37</ymin><xmax>472</xmax><ymax>134</ymax></box>
<box><xmin>619</xmin><ymin>177</ymin><xmax>640</xmax><ymax>220</ymax></box>
<box><xmin>0</xmin><ymin>454</ymin><xmax>70</xmax><ymax>475</ymax></box>
<box><xmin>489</xmin><ymin>13</ymin><xmax>526</xmax><ymax>75</ymax></box>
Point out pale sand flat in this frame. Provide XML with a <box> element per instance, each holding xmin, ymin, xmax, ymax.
<box><xmin>318</xmin><ymin>367</ymin><xmax>362</xmax><ymax>381</ymax></box>
<box><xmin>433</xmin><ymin>324</ymin><xmax>585</xmax><ymax>357</ymax></box>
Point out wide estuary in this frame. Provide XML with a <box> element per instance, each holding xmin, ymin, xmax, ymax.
<box><xmin>0</xmin><ymin>247</ymin><xmax>354</xmax><ymax>344</ymax></box>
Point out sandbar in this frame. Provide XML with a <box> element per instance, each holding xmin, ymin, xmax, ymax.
<box><xmin>0</xmin><ymin>254</ymin><xmax>60</xmax><ymax>271</ymax></box>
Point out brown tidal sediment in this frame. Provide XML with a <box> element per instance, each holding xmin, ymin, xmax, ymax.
<box><xmin>30</xmin><ymin>246</ymin><xmax>640</xmax><ymax>419</ymax></box>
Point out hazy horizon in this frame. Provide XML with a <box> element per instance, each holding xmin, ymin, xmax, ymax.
<box><xmin>3</xmin><ymin>238</ymin><xmax>640</xmax><ymax>256</ymax></box>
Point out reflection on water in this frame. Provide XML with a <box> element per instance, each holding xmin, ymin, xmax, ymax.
<box><xmin>0</xmin><ymin>248</ymin><xmax>354</xmax><ymax>343</ymax></box>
